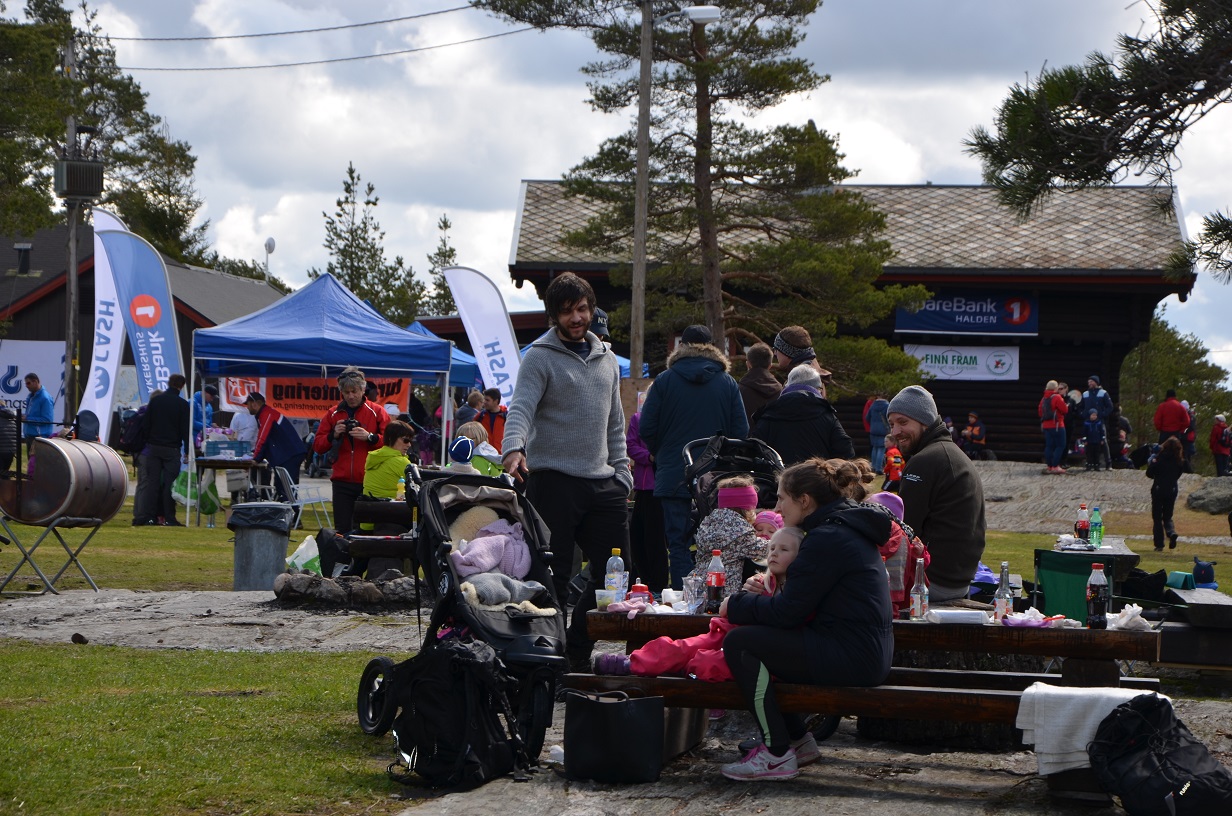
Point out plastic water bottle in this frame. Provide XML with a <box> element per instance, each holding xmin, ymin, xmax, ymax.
<box><xmin>994</xmin><ymin>561</ymin><xmax>1012</xmax><ymax>622</ymax></box>
<box><xmin>1074</xmin><ymin>503</ymin><xmax>1091</xmax><ymax>542</ymax></box>
<box><xmin>1090</xmin><ymin>505</ymin><xmax>1104</xmax><ymax>548</ymax></box>
<box><xmin>604</xmin><ymin>548</ymin><xmax>628</xmax><ymax>596</ymax></box>
<box><xmin>396</xmin><ymin>478</ymin><xmax>406</xmax><ymax>502</ymax></box>
<box><xmin>909</xmin><ymin>557</ymin><xmax>928</xmax><ymax>620</ymax></box>
<box><xmin>1087</xmin><ymin>563</ymin><xmax>1109</xmax><ymax>630</ymax></box>
<box><xmin>704</xmin><ymin>550</ymin><xmax>725</xmax><ymax>614</ymax></box>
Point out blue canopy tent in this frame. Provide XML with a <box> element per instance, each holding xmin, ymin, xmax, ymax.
<box><xmin>407</xmin><ymin>321</ymin><xmax>482</xmax><ymax>389</ymax></box>
<box><xmin>191</xmin><ymin>273</ymin><xmax>453</xmax><ymax>464</ymax></box>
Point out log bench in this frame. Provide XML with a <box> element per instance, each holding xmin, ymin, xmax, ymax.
<box><xmin>564</xmin><ymin>611</ymin><xmax>1162</xmax><ymax>801</ymax></box>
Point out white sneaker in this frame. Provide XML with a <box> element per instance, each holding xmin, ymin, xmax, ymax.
<box><xmin>721</xmin><ymin>744</ymin><xmax>799</xmax><ymax>781</ymax></box>
<box><xmin>790</xmin><ymin>732</ymin><xmax>821</xmax><ymax>766</ymax></box>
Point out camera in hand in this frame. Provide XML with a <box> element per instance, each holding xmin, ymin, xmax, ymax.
<box><xmin>343</xmin><ymin>419</ymin><xmax>360</xmax><ymax>431</ymax></box>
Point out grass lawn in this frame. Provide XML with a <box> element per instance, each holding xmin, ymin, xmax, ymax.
<box><xmin>0</xmin><ymin>642</ymin><xmax>406</xmax><ymax>816</ymax></box>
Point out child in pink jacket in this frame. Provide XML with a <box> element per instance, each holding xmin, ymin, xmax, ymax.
<box><xmin>594</xmin><ymin>526</ymin><xmax>804</xmax><ymax>681</ymax></box>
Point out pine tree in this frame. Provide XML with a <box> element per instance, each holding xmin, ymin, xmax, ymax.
<box><xmin>308</xmin><ymin>162</ymin><xmax>425</xmax><ymax>326</ymax></box>
<box><xmin>966</xmin><ymin>1</ymin><xmax>1232</xmax><ymax>281</ymax></box>
<box><xmin>478</xmin><ymin>0</ymin><xmax>929</xmax><ymax>385</ymax></box>
<box><xmin>422</xmin><ymin>214</ymin><xmax>458</xmax><ymax>317</ymax></box>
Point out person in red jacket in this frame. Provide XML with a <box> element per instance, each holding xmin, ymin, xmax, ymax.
<box><xmin>1211</xmin><ymin>413</ymin><xmax>1230</xmax><ymax>477</ymax></box>
<box><xmin>1040</xmin><ymin>379</ymin><xmax>1069</xmax><ymax>474</ymax></box>
<box><xmin>477</xmin><ymin>387</ymin><xmax>508</xmax><ymax>453</ymax></box>
<box><xmin>1153</xmin><ymin>389</ymin><xmax>1190</xmax><ymax>446</ymax></box>
<box><xmin>312</xmin><ymin>366</ymin><xmax>389</xmax><ymax>534</ymax></box>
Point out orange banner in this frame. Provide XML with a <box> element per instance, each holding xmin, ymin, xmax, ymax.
<box><xmin>221</xmin><ymin>377</ymin><xmax>410</xmax><ymax>420</ymax></box>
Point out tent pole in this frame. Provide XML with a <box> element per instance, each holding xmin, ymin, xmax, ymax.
<box><xmin>187</xmin><ymin>359</ymin><xmax>197</xmax><ymax>525</ymax></box>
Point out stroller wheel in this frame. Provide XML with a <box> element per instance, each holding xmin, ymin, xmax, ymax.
<box><xmin>357</xmin><ymin>656</ymin><xmax>398</xmax><ymax>735</ymax></box>
<box><xmin>806</xmin><ymin>713</ymin><xmax>841</xmax><ymax>743</ymax></box>
<box><xmin>516</xmin><ymin>672</ymin><xmax>554</xmax><ymax>761</ymax></box>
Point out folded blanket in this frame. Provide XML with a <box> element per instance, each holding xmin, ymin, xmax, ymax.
<box><xmin>460</xmin><ymin>575</ymin><xmax>556</xmax><ymax>617</ymax></box>
<box><xmin>1016</xmin><ymin>682</ymin><xmax>1166</xmax><ymax>775</ymax></box>
<box><xmin>448</xmin><ymin>518</ymin><xmax>530</xmax><ymax>578</ymax></box>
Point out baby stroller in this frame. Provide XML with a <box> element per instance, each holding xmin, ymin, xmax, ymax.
<box><xmin>356</xmin><ymin>471</ymin><xmax>567</xmax><ymax>761</ymax></box>
<box><xmin>683</xmin><ymin>434</ymin><xmax>784</xmax><ymax>536</ymax></box>
<box><xmin>682</xmin><ymin>434</ymin><xmax>841</xmax><ymax>744</ymax></box>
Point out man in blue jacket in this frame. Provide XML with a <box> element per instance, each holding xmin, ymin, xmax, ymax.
<box><xmin>639</xmin><ymin>325</ymin><xmax>749</xmax><ymax>589</ymax></box>
<box><xmin>22</xmin><ymin>372</ymin><xmax>56</xmax><ymax>455</ymax></box>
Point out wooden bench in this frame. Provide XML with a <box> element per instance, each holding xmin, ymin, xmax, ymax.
<box><xmin>566</xmin><ymin>611</ymin><xmax>1162</xmax><ymax>800</ymax></box>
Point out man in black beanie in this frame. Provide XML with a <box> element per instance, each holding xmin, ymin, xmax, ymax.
<box><xmin>887</xmin><ymin>385</ymin><xmax>985</xmax><ymax>604</ymax></box>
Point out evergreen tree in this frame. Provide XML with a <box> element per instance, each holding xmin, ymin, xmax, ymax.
<box><xmin>422</xmin><ymin>214</ymin><xmax>458</xmax><ymax>316</ymax></box>
<box><xmin>1119</xmin><ymin>307</ymin><xmax>1231</xmax><ymax>465</ymax></box>
<box><xmin>478</xmin><ymin>0</ymin><xmax>929</xmax><ymax>381</ymax></box>
<box><xmin>1</xmin><ymin>1</ymin><xmax>213</xmax><ymax>261</ymax></box>
<box><xmin>966</xmin><ymin>1</ymin><xmax>1232</xmax><ymax>281</ymax></box>
<box><xmin>308</xmin><ymin>162</ymin><xmax>425</xmax><ymax>326</ymax></box>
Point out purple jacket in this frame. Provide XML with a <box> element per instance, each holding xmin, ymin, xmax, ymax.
<box><xmin>627</xmin><ymin>412</ymin><xmax>655</xmax><ymax>492</ymax></box>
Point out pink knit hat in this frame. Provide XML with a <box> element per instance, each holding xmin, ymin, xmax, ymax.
<box><xmin>718</xmin><ymin>485</ymin><xmax>758</xmax><ymax>510</ymax></box>
<box><xmin>754</xmin><ymin>510</ymin><xmax>783</xmax><ymax>530</ymax></box>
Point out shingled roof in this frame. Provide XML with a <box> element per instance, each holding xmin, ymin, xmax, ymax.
<box><xmin>509</xmin><ymin>180</ymin><xmax>1186</xmax><ymax>280</ymax></box>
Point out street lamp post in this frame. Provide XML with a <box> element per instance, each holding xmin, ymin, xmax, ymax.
<box><xmin>631</xmin><ymin>4</ymin><xmax>720</xmax><ymax>376</ymax></box>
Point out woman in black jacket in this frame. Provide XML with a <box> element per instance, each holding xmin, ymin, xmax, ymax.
<box><xmin>1147</xmin><ymin>436</ymin><xmax>1190</xmax><ymax>551</ymax></box>
<box><xmin>717</xmin><ymin>457</ymin><xmax>892</xmax><ymax>781</ymax></box>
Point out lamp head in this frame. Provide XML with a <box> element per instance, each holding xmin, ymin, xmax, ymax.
<box><xmin>682</xmin><ymin>5</ymin><xmax>721</xmax><ymax>24</ymax></box>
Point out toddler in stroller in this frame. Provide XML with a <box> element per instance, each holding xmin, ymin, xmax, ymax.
<box><xmin>356</xmin><ymin>472</ymin><xmax>567</xmax><ymax>762</ymax></box>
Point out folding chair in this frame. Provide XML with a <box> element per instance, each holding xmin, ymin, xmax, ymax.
<box><xmin>273</xmin><ymin>466</ymin><xmax>332</xmax><ymax>530</ymax></box>
<box><xmin>1</xmin><ymin>514</ymin><xmax>102</xmax><ymax>594</ymax></box>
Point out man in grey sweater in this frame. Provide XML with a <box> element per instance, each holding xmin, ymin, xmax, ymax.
<box><xmin>502</xmin><ymin>272</ymin><xmax>632</xmax><ymax>669</ymax></box>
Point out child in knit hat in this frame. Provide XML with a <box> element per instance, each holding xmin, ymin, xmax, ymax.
<box><xmin>694</xmin><ymin>474</ymin><xmax>768</xmax><ymax>594</ymax></box>
<box><xmin>753</xmin><ymin>510</ymin><xmax>783</xmax><ymax>540</ymax></box>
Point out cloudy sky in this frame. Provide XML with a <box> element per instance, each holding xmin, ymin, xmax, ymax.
<box><xmin>90</xmin><ymin>0</ymin><xmax>1231</xmax><ymax>377</ymax></box>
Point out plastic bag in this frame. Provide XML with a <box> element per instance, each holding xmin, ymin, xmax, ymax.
<box><xmin>172</xmin><ymin>467</ymin><xmax>221</xmax><ymax>515</ymax></box>
<box><xmin>286</xmin><ymin>534</ymin><xmax>322</xmax><ymax>574</ymax></box>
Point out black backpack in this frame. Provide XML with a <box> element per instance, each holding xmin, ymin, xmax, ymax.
<box><xmin>387</xmin><ymin>639</ymin><xmax>527</xmax><ymax>790</ymax></box>
<box><xmin>116</xmin><ymin>408</ymin><xmax>147</xmax><ymax>454</ymax></box>
<box><xmin>1039</xmin><ymin>395</ymin><xmax>1055</xmax><ymax>421</ymax></box>
<box><xmin>1088</xmin><ymin>694</ymin><xmax>1232</xmax><ymax>815</ymax></box>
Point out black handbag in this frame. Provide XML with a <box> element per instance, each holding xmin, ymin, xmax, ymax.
<box><xmin>562</xmin><ymin>689</ymin><xmax>665</xmax><ymax>783</ymax></box>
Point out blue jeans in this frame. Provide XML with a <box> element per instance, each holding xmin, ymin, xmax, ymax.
<box><xmin>661</xmin><ymin>497</ymin><xmax>695</xmax><ymax>590</ymax></box>
<box><xmin>1043</xmin><ymin>427</ymin><xmax>1066</xmax><ymax>467</ymax></box>
<box><xmin>870</xmin><ymin>438</ymin><xmax>886</xmax><ymax>472</ymax></box>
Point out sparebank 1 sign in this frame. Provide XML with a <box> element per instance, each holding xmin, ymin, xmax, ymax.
<box><xmin>895</xmin><ymin>291</ymin><xmax>1037</xmax><ymax>336</ymax></box>
<box><xmin>905</xmin><ymin>344</ymin><xmax>1019</xmax><ymax>381</ymax></box>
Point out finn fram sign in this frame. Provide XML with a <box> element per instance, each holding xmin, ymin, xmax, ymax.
<box><xmin>905</xmin><ymin>344</ymin><xmax>1019</xmax><ymax>381</ymax></box>
<box><xmin>896</xmin><ymin>291</ymin><xmax>1038</xmax><ymax>336</ymax></box>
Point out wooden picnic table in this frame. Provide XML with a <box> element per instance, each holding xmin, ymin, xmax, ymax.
<box><xmin>586</xmin><ymin>611</ymin><xmax>1160</xmax><ymax>687</ymax></box>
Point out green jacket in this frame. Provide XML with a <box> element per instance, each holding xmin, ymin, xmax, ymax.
<box><xmin>362</xmin><ymin>445</ymin><xmax>410</xmax><ymax>499</ymax></box>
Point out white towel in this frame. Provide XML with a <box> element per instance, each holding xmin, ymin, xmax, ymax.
<box><xmin>1016</xmin><ymin>682</ymin><xmax>1167</xmax><ymax>775</ymax></box>
<box><xmin>922</xmin><ymin>609</ymin><xmax>989</xmax><ymax>624</ymax></box>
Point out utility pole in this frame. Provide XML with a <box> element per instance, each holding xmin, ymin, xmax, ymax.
<box><xmin>63</xmin><ymin>35</ymin><xmax>79</xmax><ymax>428</ymax></box>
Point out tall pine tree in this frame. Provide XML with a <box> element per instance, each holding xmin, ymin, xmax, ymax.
<box><xmin>308</xmin><ymin>162</ymin><xmax>425</xmax><ymax>326</ymax></box>
<box><xmin>478</xmin><ymin>0</ymin><xmax>928</xmax><ymax>388</ymax></box>
<box><xmin>422</xmin><ymin>214</ymin><xmax>458</xmax><ymax>317</ymax></box>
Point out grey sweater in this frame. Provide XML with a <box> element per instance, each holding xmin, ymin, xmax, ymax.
<box><xmin>502</xmin><ymin>329</ymin><xmax>632</xmax><ymax>491</ymax></box>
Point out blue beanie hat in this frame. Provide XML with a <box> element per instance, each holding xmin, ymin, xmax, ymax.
<box><xmin>449</xmin><ymin>436</ymin><xmax>475</xmax><ymax>464</ymax></box>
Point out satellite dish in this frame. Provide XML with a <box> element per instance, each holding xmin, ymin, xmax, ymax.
<box><xmin>264</xmin><ymin>237</ymin><xmax>276</xmax><ymax>254</ymax></box>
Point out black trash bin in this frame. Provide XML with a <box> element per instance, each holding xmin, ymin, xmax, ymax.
<box><xmin>228</xmin><ymin>502</ymin><xmax>296</xmax><ymax>591</ymax></box>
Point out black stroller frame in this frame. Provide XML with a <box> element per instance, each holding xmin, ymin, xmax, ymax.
<box><xmin>355</xmin><ymin>469</ymin><xmax>567</xmax><ymax>761</ymax></box>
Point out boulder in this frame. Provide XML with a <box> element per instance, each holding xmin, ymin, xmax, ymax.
<box><xmin>348</xmin><ymin>581</ymin><xmax>385</xmax><ymax>605</ymax></box>
<box><xmin>1186</xmin><ymin>477</ymin><xmax>1232</xmax><ymax>514</ymax></box>
<box><xmin>381</xmin><ymin>576</ymin><xmax>419</xmax><ymax>603</ymax></box>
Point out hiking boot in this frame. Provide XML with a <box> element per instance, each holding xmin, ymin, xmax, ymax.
<box><xmin>1169</xmin><ymin>533</ymin><xmax>1178</xmax><ymax>550</ymax></box>
<box><xmin>566</xmin><ymin>649</ymin><xmax>594</xmax><ymax>674</ymax></box>
<box><xmin>593</xmin><ymin>653</ymin><xmax>631</xmax><ymax>675</ymax></box>
<box><xmin>721</xmin><ymin>744</ymin><xmax>799</xmax><ymax>781</ymax></box>
<box><xmin>736</xmin><ymin>732</ymin><xmax>820</xmax><ymax>765</ymax></box>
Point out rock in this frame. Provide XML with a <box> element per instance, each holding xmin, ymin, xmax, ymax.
<box><xmin>311</xmin><ymin>577</ymin><xmax>348</xmax><ymax>605</ymax></box>
<box><xmin>381</xmin><ymin>576</ymin><xmax>419</xmax><ymax>603</ymax></box>
<box><xmin>287</xmin><ymin>572</ymin><xmax>317</xmax><ymax>595</ymax></box>
<box><xmin>374</xmin><ymin>568</ymin><xmax>404</xmax><ymax>582</ymax></box>
<box><xmin>1186</xmin><ymin>477</ymin><xmax>1232</xmax><ymax>514</ymax></box>
<box><xmin>348</xmin><ymin>581</ymin><xmax>385</xmax><ymax>605</ymax></box>
<box><xmin>272</xmin><ymin>572</ymin><xmax>291</xmax><ymax>596</ymax></box>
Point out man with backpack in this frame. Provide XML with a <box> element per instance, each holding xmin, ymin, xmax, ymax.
<box><xmin>1039</xmin><ymin>379</ymin><xmax>1069</xmax><ymax>474</ymax></box>
<box><xmin>1211</xmin><ymin>413</ymin><xmax>1230</xmax><ymax>477</ymax></box>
